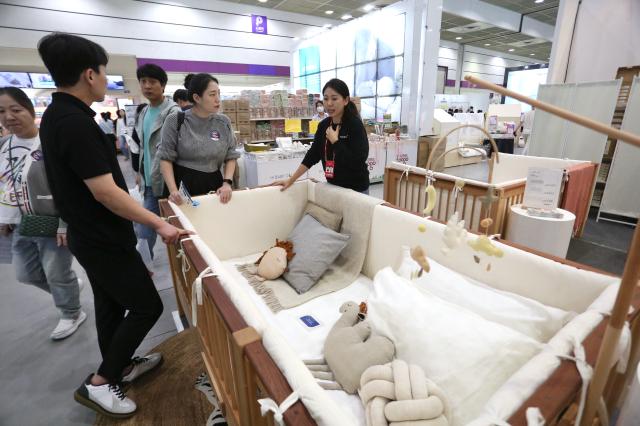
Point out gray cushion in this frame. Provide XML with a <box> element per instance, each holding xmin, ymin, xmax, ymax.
<box><xmin>304</xmin><ymin>202</ymin><xmax>343</xmax><ymax>232</ymax></box>
<box><xmin>283</xmin><ymin>214</ymin><xmax>350</xmax><ymax>294</ymax></box>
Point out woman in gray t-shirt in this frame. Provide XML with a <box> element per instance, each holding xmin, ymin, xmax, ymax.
<box><xmin>159</xmin><ymin>73</ymin><xmax>239</xmax><ymax>204</ymax></box>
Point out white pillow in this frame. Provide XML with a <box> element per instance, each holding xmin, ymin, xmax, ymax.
<box><xmin>367</xmin><ymin>267</ymin><xmax>542</xmax><ymax>426</ymax></box>
<box><xmin>396</xmin><ymin>246</ymin><xmax>574</xmax><ymax>342</ymax></box>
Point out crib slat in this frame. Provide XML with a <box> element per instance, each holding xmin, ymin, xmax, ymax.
<box><xmin>445</xmin><ymin>189</ymin><xmax>451</xmax><ymax>220</ymax></box>
<box><xmin>470</xmin><ymin>195</ymin><xmax>477</xmax><ymax>230</ymax></box>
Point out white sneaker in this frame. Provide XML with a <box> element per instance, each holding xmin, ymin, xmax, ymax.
<box><xmin>122</xmin><ymin>353</ymin><xmax>163</xmax><ymax>384</ymax></box>
<box><xmin>74</xmin><ymin>375</ymin><xmax>137</xmax><ymax>418</ymax></box>
<box><xmin>50</xmin><ymin>311</ymin><xmax>87</xmax><ymax>340</ymax></box>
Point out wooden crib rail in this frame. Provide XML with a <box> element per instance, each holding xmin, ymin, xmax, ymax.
<box><xmin>159</xmin><ymin>200</ymin><xmax>315</xmax><ymax>426</ymax></box>
<box><xmin>383</xmin><ymin>166</ymin><xmax>520</xmax><ymax>236</ymax></box>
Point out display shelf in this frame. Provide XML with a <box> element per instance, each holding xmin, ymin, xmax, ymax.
<box><xmin>250</xmin><ymin>117</ymin><xmax>314</xmax><ymax>121</ymax></box>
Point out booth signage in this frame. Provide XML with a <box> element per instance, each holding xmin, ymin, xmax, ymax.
<box><xmin>252</xmin><ymin>15</ymin><xmax>268</xmax><ymax>35</ymax></box>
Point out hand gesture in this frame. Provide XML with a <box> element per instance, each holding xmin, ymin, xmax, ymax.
<box><xmin>169</xmin><ymin>190</ymin><xmax>183</xmax><ymax>205</ymax></box>
<box><xmin>156</xmin><ymin>222</ymin><xmax>194</xmax><ymax>244</ymax></box>
<box><xmin>56</xmin><ymin>233</ymin><xmax>68</xmax><ymax>247</ymax></box>
<box><xmin>326</xmin><ymin>124</ymin><xmax>340</xmax><ymax>144</ymax></box>
<box><xmin>271</xmin><ymin>179</ymin><xmax>293</xmax><ymax>192</ymax></box>
<box><xmin>216</xmin><ymin>182</ymin><xmax>233</xmax><ymax>204</ymax></box>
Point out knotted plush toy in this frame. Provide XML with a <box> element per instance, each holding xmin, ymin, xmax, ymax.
<box><xmin>305</xmin><ymin>301</ymin><xmax>395</xmax><ymax>394</ymax></box>
<box><xmin>359</xmin><ymin>360</ymin><xmax>451</xmax><ymax>426</ymax></box>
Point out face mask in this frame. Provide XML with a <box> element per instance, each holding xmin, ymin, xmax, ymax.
<box><xmin>317</xmin><ymin>106</ymin><xmax>325</xmax><ymax>113</ymax></box>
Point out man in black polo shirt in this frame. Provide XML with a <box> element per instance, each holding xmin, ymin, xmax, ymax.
<box><xmin>38</xmin><ymin>33</ymin><xmax>190</xmax><ymax>418</ymax></box>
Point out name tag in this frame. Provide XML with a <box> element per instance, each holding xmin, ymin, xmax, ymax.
<box><xmin>324</xmin><ymin>160</ymin><xmax>335</xmax><ymax>179</ymax></box>
<box><xmin>210</xmin><ymin>130</ymin><xmax>220</xmax><ymax>141</ymax></box>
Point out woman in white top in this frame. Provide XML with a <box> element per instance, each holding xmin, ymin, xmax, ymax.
<box><xmin>0</xmin><ymin>87</ymin><xmax>85</xmax><ymax>340</ymax></box>
<box><xmin>115</xmin><ymin>108</ymin><xmax>129</xmax><ymax>160</ymax></box>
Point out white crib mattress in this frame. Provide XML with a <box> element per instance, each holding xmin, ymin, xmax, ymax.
<box><xmin>223</xmin><ymin>253</ymin><xmax>371</xmax><ymax>425</ymax></box>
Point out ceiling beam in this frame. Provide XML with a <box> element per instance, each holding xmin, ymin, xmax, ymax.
<box><xmin>443</xmin><ymin>0</ymin><xmax>554</xmax><ymax>41</ymax></box>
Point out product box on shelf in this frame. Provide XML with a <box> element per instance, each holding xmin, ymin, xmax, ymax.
<box><xmin>222</xmin><ymin>100</ymin><xmax>237</xmax><ymax>113</ymax></box>
<box><xmin>237</xmin><ymin>111</ymin><xmax>250</xmax><ymax>122</ymax></box>
<box><xmin>226</xmin><ymin>112</ymin><xmax>238</xmax><ymax>125</ymax></box>
<box><xmin>237</xmin><ymin>99</ymin><xmax>250</xmax><ymax>112</ymax></box>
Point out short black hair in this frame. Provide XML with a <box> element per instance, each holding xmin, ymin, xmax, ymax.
<box><xmin>173</xmin><ymin>89</ymin><xmax>188</xmax><ymax>103</ymax></box>
<box><xmin>0</xmin><ymin>87</ymin><xmax>36</xmax><ymax>118</ymax></box>
<box><xmin>136</xmin><ymin>63</ymin><xmax>168</xmax><ymax>86</ymax></box>
<box><xmin>37</xmin><ymin>33</ymin><xmax>108</xmax><ymax>88</ymax></box>
<box><xmin>186</xmin><ymin>73</ymin><xmax>219</xmax><ymax>103</ymax></box>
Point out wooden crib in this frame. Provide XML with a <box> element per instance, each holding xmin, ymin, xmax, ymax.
<box><xmin>160</xmin><ymin>191</ymin><xmax>639</xmax><ymax>426</ymax></box>
<box><xmin>384</xmin><ymin>164</ymin><xmax>524</xmax><ymax>236</ymax></box>
<box><xmin>384</xmin><ymin>155</ymin><xmax>598</xmax><ymax>237</ymax></box>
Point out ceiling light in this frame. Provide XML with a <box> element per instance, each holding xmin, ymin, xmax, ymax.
<box><xmin>524</xmin><ymin>65</ymin><xmax>529</xmax><ymax>69</ymax></box>
<box><xmin>508</xmin><ymin>48</ymin><xmax>515</xmax><ymax>52</ymax></box>
<box><xmin>258</xmin><ymin>0</ymin><xmax>267</xmax><ymax>2</ymax></box>
<box><xmin>325</xmin><ymin>10</ymin><xmax>333</xmax><ymax>15</ymax></box>
<box><xmin>484</xmin><ymin>43</ymin><xmax>491</xmax><ymax>46</ymax></box>
<box><xmin>363</xmin><ymin>4</ymin><xmax>375</xmax><ymax>12</ymax></box>
<box><xmin>535</xmin><ymin>0</ymin><xmax>544</xmax><ymax>3</ymax></box>
<box><xmin>455</xmin><ymin>36</ymin><xmax>462</xmax><ymax>40</ymax></box>
<box><xmin>341</xmin><ymin>14</ymin><xmax>352</xmax><ymax>20</ymax></box>
<box><xmin>530</xmin><ymin>53</ymin><xmax>535</xmax><ymax>56</ymax></box>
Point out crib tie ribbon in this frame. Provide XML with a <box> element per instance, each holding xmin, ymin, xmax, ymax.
<box><xmin>258</xmin><ymin>391</ymin><xmax>299</xmax><ymax>426</ymax></box>
<box><xmin>526</xmin><ymin>407</ymin><xmax>545</xmax><ymax>426</ymax></box>
<box><xmin>191</xmin><ymin>266</ymin><xmax>215</xmax><ymax>326</ymax></box>
<box><xmin>178</xmin><ymin>237</ymin><xmax>195</xmax><ymax>284</ymax></box>
<box><xmin>552</xmin><ymin>337</ymin><xmax>592</xmax><ymax>426</ymax></box>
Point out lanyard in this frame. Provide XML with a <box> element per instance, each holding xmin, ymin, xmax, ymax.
<box><xmin>324</xmin><ymin>136</ymin><xmax>335</xmax><ymax>164</ymax></box>
<box><xmin>324</xmin><ymin>121</ymin><xmax>341</xmax><ymax>163</ymax></box>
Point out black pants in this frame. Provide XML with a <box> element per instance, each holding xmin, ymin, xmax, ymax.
<box><xmin>131</xmin><ymin>152</ymin><xmax>140</xmax><ymax>173</ymax></box>
<box><xmin>164</xmin><ymin>163</ymin><xmax>223</xmax><ymax>197</ymax></box>
<box><xmin>70</xmin><ymin>241</ymin><xmax>163</xmax><ymax>382</ymax></box>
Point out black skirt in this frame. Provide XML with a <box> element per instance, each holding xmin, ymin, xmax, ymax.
<box><xmin>164</xmin><ymin>163</ymin><xmax>223</xmax><ymax>197</ymax></box>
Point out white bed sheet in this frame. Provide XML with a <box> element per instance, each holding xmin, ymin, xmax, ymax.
<box><xmin>223</xmin><ymin>253</ymin><xmax>371</xmax><ymax>425</ymax></box>
<box><xmin>220</xmin><ymin>252</ymin><xmax>624</xmax><ymax>426</ymax></box>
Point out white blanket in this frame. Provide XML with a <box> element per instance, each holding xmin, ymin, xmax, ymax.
<box><xmin>223</xmin><ymin>253</ymin><xmax>370</xmax><ymax>424</ymax></box>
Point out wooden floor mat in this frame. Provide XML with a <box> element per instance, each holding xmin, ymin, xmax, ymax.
<box><xmin>95</xmin><ymin>328</ymin><xmax>210</xmax><ymax>426</ymax></box>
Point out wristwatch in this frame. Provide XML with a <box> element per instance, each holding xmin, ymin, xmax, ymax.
<box><xmin>223</xmin><ymin>178</ymin><xmax>233</xmax><ymax>186</ymax></box>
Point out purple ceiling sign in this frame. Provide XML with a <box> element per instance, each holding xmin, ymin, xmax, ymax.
<box><xmin>136</xmin><ymin>58</ymin><xmax>290</xmax><ymax>77</ymax></box>
<box><xmin>252</xmin><ymin>15</ymin><xmax>268</xmax><ymax>35</ymax></box>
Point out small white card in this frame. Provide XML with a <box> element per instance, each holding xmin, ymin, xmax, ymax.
<box><xmin>276</xmin><ymin>137</ymin><xmax>293</xmax><ymax>149</ymax></box>
<box><xmin>523</xmin><ymin>167</ymin><xmax>564</xmax><ymax>210</ymax></box>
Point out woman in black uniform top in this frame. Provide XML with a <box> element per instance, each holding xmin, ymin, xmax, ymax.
<box><xmin>274</xmin><ymin>78</ymin><xmax>369</xmax><ymax>193</ymax></box>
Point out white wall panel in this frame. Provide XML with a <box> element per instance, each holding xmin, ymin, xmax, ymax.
<box><xmin>529</xmin><ymin>80</ymin><xmax>621</xmax><ymax>163</ymax></box>
<box><xmin>562</xmin><ymin>80</ymin><xmax>621</xmax><ymax>162</ymax></box>
<box><xmin>599</xmin><ymin>77</ymin><xmax>640</xmax><ymax>220</ymax></box>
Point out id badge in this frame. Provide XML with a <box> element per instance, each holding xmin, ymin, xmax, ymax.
<box><xmin>324</xmin><ymin>160</ymin><xmax>335</xmax><ymax>179</ymax></box>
